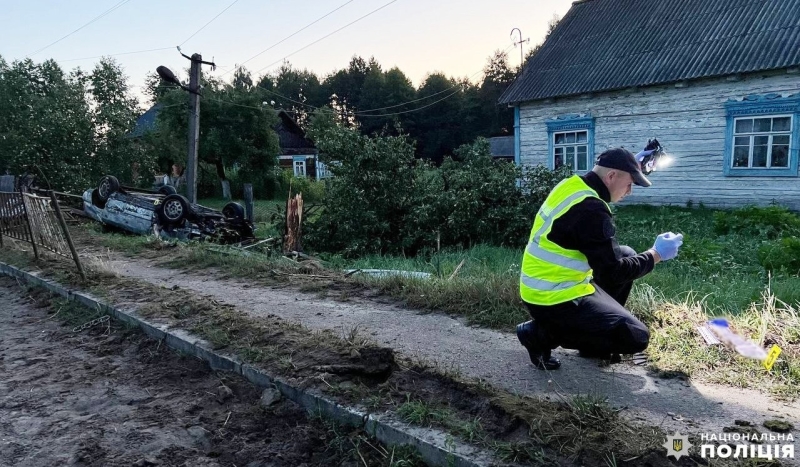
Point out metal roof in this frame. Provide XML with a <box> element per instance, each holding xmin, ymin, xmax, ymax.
<box><xmin>499</xmin><ymin>0</ymin><xmax>800</xmax><ymax>105</ymax></box>
<box><xmin>129</xmin><ymin>103</ymin><xmax>162</xmax><ymax>138</ymax></box>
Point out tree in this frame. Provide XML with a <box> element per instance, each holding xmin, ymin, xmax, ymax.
<box><xmin>354</xmin><ymin>61</ymin><xmax>387</xmax><ymax>135</ymax></box>
<box><xmin>408</xmin><ymin>73</ymin><xmax>467</xmax><ymax>163</ymax></box>
<box><xmin>477</xmin><ymin>50</ymin><xmax>515</xmax><ymax>137</ymax></box>
<box><xmin>154</xmin><ymin>76</ymin><xmax>281</xmax><ymax>197</ymax></box>
<box><xmin>0</xmin><ymin>57</ymin><xmax>95</xmax><ymax>192</ymax></box>
<box><xmin>89</xmin><ymin>57</ymin><xmax>152</xmax><ymax>186</ymax></box>
<box><xmin>305</xmin><ymin>111</ymin><xmax>427</xmax><ymax>256</ymax></box>
<box><xmin>256</xmin><ymin>62</ymin><xmax>324</xmax><ymax>128</ymax></box>
<box><xmin>320</xmin><ymin>56</ymin><xmax>371</xmax><ymax>126</ymax></box>
<box><xmin>232</xmin><ymin>67</ymin><xmax>253</xmax><ymax>90</ymax></box>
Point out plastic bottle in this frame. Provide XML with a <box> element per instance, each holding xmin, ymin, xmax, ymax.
<box><xmin>707</xmin><ymin>318</ymin><xmax>768</xmax><ymax>360</ymax></box>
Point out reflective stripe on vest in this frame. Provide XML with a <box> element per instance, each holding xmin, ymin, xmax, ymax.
<box><xmin>520</xmin><ymin>274</ymin><xmax>592</xmax><ymax>292</ymax></box>
<box><xmin>520</xmin><ymin>176</ymin><xmax>609</xmax><ymax>305</ymax></box>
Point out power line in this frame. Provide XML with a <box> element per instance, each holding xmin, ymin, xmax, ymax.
<box><xmin>50</xmin><ymin>0</ymin><xmax>241</xmax><ymax>65</ymax></box>
<box><xmin>357</xmin><ymin>44</ymin><xmax>516</xmax><ymax>114</ymax></box>
<box><xmin>172</xmin><ymin>40</ymin><xmax>517</xmax><ymax>119</ymax></box>
<box><xmin>253</xmin><ymin>0</ymin><xmax>399</xmax><ymax>75</ymax></box>
<box><xmin>253</xmin><ymin>43</ymin><xmax>515</xmax><ymax>116</ymax></box>
<box><xmin>222</xmin><ymin>0</ymin><xmax>355</xmax><ymax>78</ymax></box>
<box><xmin>357</xmin><ymin>88</ymin><xmax>465</xmax><ymax>117</ymax></box>
<box><xmin>179</xmin><ymin>0</ymin><xmax>240</xmax><ymax>47</ymax></box>
<box><xmin>29</xmin><ymin>0</ymin><xmax>133</xmax><ymax>57</ymax></box>
<box><xmin>59</xmin><ymin>46</ymin><xmax>174</xmax><ymax>63</ymax></box>
<box><xmin>205</xmin><ymin>97</ymin><xmax>270</xmax><ymax>111</ymax></box>
<box><xmin>209</xmin><ymin>85</ymin><xmax>461</xmax><ymax>119</ymax></box>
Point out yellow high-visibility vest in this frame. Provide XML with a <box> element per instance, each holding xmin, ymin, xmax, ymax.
<box><xmin>520</xmin><ymin>175</ymin><xmax>610</xmax><ymax>305</ymax></box>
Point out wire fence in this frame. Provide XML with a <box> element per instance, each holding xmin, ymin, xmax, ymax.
<box><xmin>0</xmin><ymin>190</ymin><xmax>85</xmax><ymax>279</ymax></box>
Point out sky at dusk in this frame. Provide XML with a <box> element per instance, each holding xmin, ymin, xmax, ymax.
<box><xmin>2</xmin><ymin>0</ymin><xmax>574</xmax><ymax>103</ymax></box>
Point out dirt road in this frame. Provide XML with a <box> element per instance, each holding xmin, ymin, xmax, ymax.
<box><xmin>0</xmin><ymin>278</ymin><xmax>411</xmax><ymax>467</ymax></box>
<box><xmin>103</xmin><ymin>256</ymin><xmax>800</xmax><ymax>442</ymax></box>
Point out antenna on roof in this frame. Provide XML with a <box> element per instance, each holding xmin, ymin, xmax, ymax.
<box><xmin>510</xmin><ymin>28</ymin><xmax>530</xmax><ymax>72</ymax></box>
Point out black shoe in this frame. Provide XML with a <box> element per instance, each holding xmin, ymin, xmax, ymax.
<box><xmin>578</xmin><ymin>349</ymin><xmax>621</xmax><ymax>363</ymax></box>
<box><xmin>516</xmin><ymin>321</ymin><xmax>561</xmax><ymax>370</ymax></box>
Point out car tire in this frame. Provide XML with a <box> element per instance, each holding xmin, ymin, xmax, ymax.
<box><xmin>97</xmin><ymin>175</ymin><xmax>120</xmax><ymax>202</ymax></box>
<box><xmin>222</xmin><ymin>202</ymin><xmax>246</xmax><ymax>220</ymax></box>
<box><xmin>158</xmin><ymin>185</ymin><xmax>177</xmax><ymax>195</ymax></box>
<box><xmin>157</xmin><ymin>194</ymin><xmax>190</xmax><ymax>225</ymax></box>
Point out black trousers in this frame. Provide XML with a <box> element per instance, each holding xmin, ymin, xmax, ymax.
<box><xmin>524</xmin><ymin>246</ymin><xmax>650</xmax><ymax>355</ymax></box>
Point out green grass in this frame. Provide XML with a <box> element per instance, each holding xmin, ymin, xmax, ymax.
<box><xmin>397</xmin><ymin>398</ymin><xmax>486</xmax><ymax>444</ymax></box>
<box><xmin>613</xmin><ymin>204</ymin><xmax>800</xmax><ymax>315</ymax></box>
<box><xmin>325</xmin><ymin>205</ymin><xmax>800</xmax><ymax>318</ymax></box>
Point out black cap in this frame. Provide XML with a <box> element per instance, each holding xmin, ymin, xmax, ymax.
<box><xmin>595</xmin><ymin>148</ymin><xmax>651</xmax><ymax>187</ymax></box>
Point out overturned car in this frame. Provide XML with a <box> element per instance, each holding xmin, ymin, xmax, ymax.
<box><xmin>83</xmin><ymin>175</ymin><xmax>255</xmax><ymax>244</ymax></box>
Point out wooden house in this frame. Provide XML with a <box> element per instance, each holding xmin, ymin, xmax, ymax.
<box><xmin>274</xmin><ymin>110</ymin><xmax>329</xmax><ymax>180</ymax></box>
<box><xmin>499</xmin><ymin>0</ymin><xmax>800</xmax><ymax>209</ymax></box>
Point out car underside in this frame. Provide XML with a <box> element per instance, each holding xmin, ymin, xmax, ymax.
<box><xmin>82</xmin><ymin>175</ymin><xmax>255</xmax><ymax>244</ymax></box>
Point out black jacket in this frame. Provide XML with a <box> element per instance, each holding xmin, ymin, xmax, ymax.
<box><xmin>546</xmin><ymin>172</ymin><xmax>655</xmax><ymax>290</ymax></box>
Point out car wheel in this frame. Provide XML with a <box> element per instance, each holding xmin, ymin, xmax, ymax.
<box><xmin>97</xmin><ymin>176</ymin><xmax>120</xmax><ymax>202</ymax></box>
<box><xmin>157</xmin><ymin>194</ymin><xmax>190</xmax><ymax>225</ymax></box>
<box><xmin>158</xmin><ymin>185</ymin><xmax>177</xmax><ymax>195</ymax></box>
<box><xmin>222</xmin><ymin>202</ymin><xmax>245</xmax><ymax>220</ymax></box>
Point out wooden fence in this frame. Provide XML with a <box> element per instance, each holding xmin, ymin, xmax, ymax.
<box><xmin>0</xmin><ymin>190</ymin><xmax>85</xmax><ymax>279</ymax></box>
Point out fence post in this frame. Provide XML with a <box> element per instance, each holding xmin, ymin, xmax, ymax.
<box><xmin>49</xmin><ymin>191</ymin><xmax>86</xmax><ymax>281</ymax></box>
<box><xmin>243</xmin><ymin>183</ymin><xmax>254</xmax><ymax>223</ymax></box>
<box><xmin>222</xmin><ymin>180</ymin><xmax>231</xmax><ymax>200</ymax></box>
<box><xmin>0</xmin><ymin>175</ymin><xmax>14</xmax><ymax>192</ymax></box>
<box><xmin>19</xmin><ymin>191</ymin><xmax>39</xmax><ymax>260</ymax></box>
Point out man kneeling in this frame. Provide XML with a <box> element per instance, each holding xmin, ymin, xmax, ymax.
<box><xmin>516</xmin><ymin>147</ymin><xmax>683</xmax><ymax>370</ymax></box>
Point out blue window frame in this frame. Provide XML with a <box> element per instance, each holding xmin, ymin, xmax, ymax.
<box><xmin>292</xmin><ymin>156</ymin><xmax>307</xmax><ymax>177</ymax></box>
<box><xmin>724</xmin><ymin>94</ymin><xmax>800</xmax><ymax>177</ymax></box>
<box><xmin>546</xmin><ymin>114</ymin><xmax>595</xmax><ymax>172</ymax></box>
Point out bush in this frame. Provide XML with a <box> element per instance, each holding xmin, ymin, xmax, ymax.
<box><xmin>408</xmin><ymin>139</ymin><xmax>572</xmax><ymax>250</ymax></box>
<box><xmin>304</xmin><ymin>114</ymin><xmax>425</xmax><ymax>256</ymax></box>
<box><xmin>713</xmin><ymin>206</ymin><xmax>800</xmax><ymax>239</ymax></box>
<box><xmin>758</xmin><ymin>237</ymin><xmax>800</xmax><ymax>272</ymax></box>
<box><xmin>276</xmin><ymin>169</ymin><xmax>326</xmax><ymax>203</ymax></box>
<box><xmin>304</xmin><ymin>113</ymin><xmax>571</xmax><ymax>257</ymax></box>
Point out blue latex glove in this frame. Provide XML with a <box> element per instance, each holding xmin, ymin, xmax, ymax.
<box><xmin>652</xmin><ymin>232</ymin><xmax>683</xmax><ymax>261</ymax></box>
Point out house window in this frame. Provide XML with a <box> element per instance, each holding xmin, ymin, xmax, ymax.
<box><xmin>724</xmin><ymin>95</ymin><xmax>800</xmax><ymax>177</ymax></box>
<box><xmin>546</xmin><ymin>114</ymin><xmax>595</xmax><ymax>172</ymax></box>
<box><xmin>731</xmin><ymin>116</ymin><xmax>792</xmax><ymax>169</ymax></box>
<box><xmin>293</xmin><ymin>157</ymin><xmax>306</xmax><ymax>177</ymax></box>
<box><xmin>553</xmin><ymin>130</ymin><xmax>590</xmax><ymax>171</ymax></box>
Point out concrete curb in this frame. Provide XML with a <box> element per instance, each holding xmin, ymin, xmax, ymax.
<box><xmin>0</xmin><ymin>261</ymin><xmax>498</xmax><ymax>467</ymax></box>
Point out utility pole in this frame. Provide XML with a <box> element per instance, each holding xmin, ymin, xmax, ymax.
<box><xmin>186</xmin><ymin>54</ymin><xmax>201</xmax><ymax>204</ymax></box>
<box><xmin>510</xmin><ymin>28</ymin><xmax>530</xmax><ymax>72</ymax></box>
<box><xmin>158</xmin><ymin>48</ymin><xmax>216</xmax><ymax>205</ymax></box>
